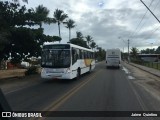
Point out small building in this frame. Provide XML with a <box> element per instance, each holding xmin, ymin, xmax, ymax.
<box><xmin>138</xmin><ymin>54</ymin><xmax>160</xmax><ymax>62</ymax></box>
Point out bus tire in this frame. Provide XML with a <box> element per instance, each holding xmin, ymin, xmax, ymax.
<box><xmin>89</xmin><ymin>65</ymin><xmax>92</xmax><ymax>73</ymax></box>
<box><xmin>76</xmin><ymin>68</ymin><xmax>81</xmax><ymax>80</ymax></box>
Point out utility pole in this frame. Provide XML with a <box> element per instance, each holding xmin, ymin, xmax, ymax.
<box><xmin>128</xmin><ymin>39</ymin><xmax>130</xmax><ymax>63</ymax></box>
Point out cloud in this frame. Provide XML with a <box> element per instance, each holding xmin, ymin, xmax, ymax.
<box><xmin>19</xmin><ymin>0</ymin><xmax>160</xmax><ymax>51</ymax></box>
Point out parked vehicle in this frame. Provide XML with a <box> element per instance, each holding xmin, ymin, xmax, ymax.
<box><xmin>21</xmin><ymin>61</ymin><xmax>30</xmax><ymax>68</ymax></box>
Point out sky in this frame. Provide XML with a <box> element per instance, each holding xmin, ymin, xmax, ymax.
<box><xmin>8</xmin><ymin>0</ymin><xmax>160</xmax><ymax>52</ymax></box>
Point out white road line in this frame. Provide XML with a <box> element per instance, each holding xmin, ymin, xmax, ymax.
<box><xmin>122</xmin><ymin>66</ymin><xmax>135</xmax><ymax>80</ymax></box>
<box><xmin>128</xmin><ymin>75</ymin><xmax>135</xmax><ymax>80</ymax></box>
<box><xmin>122</xmin><ymin>67</ymin><xmax>130</xmax><ymax>74</ymax></box>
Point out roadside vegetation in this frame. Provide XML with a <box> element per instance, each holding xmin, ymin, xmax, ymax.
<box><xmin>25</xmin><ymin>66</ymin><xmax>38</xmax><ymax>76</ymax></box>
<box><xmin>124</xmin><ymin>47</ymin><xmax>160</xmax><ymax>70</ymax></box>
<box><xmin>0</xmin><ymin>1</ymin><xmax>105</xmax><ymax>71</ymax></box>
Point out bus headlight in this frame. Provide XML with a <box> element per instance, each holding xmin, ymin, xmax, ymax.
<box><xmin>66</xmin><ymin>68</ymin><xmax>71</xmax><ymax>73</ymax></box>
<box><xmin>41</xmin><ymin>69</ymin><xmax>46</xmax><ymax>73</ymax></box>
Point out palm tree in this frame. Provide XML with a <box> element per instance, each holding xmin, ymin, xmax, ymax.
<box><xmin>13</xmin><ymin>0</ymin><xmax>28</xmax><ymax>3</ymax></box>
<box><xmin>85</xmin><ymin>35</ymin><xmax>93</xmax><ymax>47</ymax></box>
<box><xmin>35</xmin><ymin>5</ymin><xmax>49</xmax><ymax>28</ymax></box>
<box><xmin>76</xmin><ymin>31</ymin><xmax>83</xmax><ymax>39</ymax></box>
<box><xmin>90</xmin><ymin>41</ymin><xmax>96</xmax><ymax>50</ymax></box>
<box><xmin>96</xmin><ymin>45</ymin><xmax>99</xmax><ymax>50</ymax></box>
<box><xmin>65</xmin><ymin>19</ymin><xmax>76</xmax><ymax>42</ymax></box>
<box><xmin>130</xmin><ymin>47</ymin><xmax>139</xmax><ymax>59</ymax></box>
<box><xmin>53</xmin><ymin>9</ymin><xmax>68</xmax><ymax>38</ymax></box>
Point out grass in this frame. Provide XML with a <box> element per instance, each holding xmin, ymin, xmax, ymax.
<box><xmin>142</xmin><ymin>62</ymin><xmax>160</xmax><ymax>70</ymax></box>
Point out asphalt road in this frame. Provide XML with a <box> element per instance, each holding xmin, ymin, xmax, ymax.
<box><xmin>3</xmin><ymin>62</ymin><xmax>160</xmax><ymax>120</ymax></box>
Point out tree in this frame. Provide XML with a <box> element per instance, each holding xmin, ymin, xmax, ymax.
<box><xmin>95</xmin><ymin>47</ymin><xmax>106</xmax><ymax>61</ymax></box>
<box><xmin>155</xmin><ymin>46</ymin><xmax>160</xmax><ymax>54</ymax></box>
<box><xmin>141</xmin><ymin>48</ymin><xmax>156</xmax><ymax>54</ymax></box>
<box><xmin>52</xmin><ymin>36</ymin><xmax>62</xmax><ymax>42</ymax></box>
<box><xmin>70</xmin><ymin>38</ymin><xmax>88</xmax><ymax>48</ymax></box>
<box><xmin>85</xmin><ymin>35</ymin><xmax>93</xmax><ymax>47</ymax></box>
<box><xmin>0</xmin><ymin>1</ymin><xmax>57</xmax><ymax>64</ymax></box>
<box><xmin>70</xmin><ymin>31</ymin><xmax>88</xmax><ymax>48</ymax></box>
<box><xmin>13</xmin><ymin>0</ymin><xmax>28</xmax><ymax>3</ymax></box>
<box><xmin>53</xmin><ymin>9</ymin><xmax>68</xmax><ymax>38</ymax></box>
<box><xmin>65</xmin><ymin>19</ymin><xmax>76</xmax><ymax>42</ymax></box>
<box><xmin>90</xmin><ymin>41</ymin><xmax>96</xmax><ymax>50</ymax></box>
<box><xmin>130</xmin><ymin>47</ymin><xmax>139</xmax><ymax>59</ymax></box>
<box><xmin>76</xmin><ymin>31</ymin><xmax>83</xmax><ymax>39</ymax></box>
<box><xmin>35</xmin><ymin>5</ymin><xmax>49</xmax><ymax>28</ymax></box>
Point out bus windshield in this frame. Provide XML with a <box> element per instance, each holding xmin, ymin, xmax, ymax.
<box><xmin>41</xmin><ymin>49</ymin><xmax>70</xmax><ymax>68</ymax></box>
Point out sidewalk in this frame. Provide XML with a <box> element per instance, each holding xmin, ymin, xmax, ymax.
<box><xmin>0</xmin><ymin>68</ymin><xmax>42</xmax><ymax>80</ymax></box>
<box><xmin>127</xmin><ymin>62</ymin><xmax>160</xmax><ymax>78</ymax></box>
<box><xmin>0</xmin><ymin>69</ymin><xmax>26</xmax><ymax>80</ymax></box>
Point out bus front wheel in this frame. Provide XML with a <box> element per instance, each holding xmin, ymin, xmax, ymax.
<box><xmin>76</xmin><ymin>68</ymin><xmax>81</xmax><ymax>80</ymax></box>
<box><xmin>89</xmin><ymin>65</ymin><xmax>92</xmax><ymax>73</ymax></box>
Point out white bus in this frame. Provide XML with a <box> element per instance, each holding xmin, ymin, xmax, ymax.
<box><xmin>106</xmin><ymin>49</ymin><xmax>121</xmax><ymax>68</ymax></box>
<box><xmin>41</xmin><ymin>43</ymin><xmax>95</xmax><ymax>79</ymax></box>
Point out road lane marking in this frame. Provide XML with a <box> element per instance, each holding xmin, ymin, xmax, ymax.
<box><xmin>127</xmin><ymin>79</ymin><xmax>154</xmax><ymax>120</ymax></box>
<box><xmin>122</xmin><ymin>67</ymin><xmax>130</xmax><ymax>74</ymax></box>
<box><xmin>45</xmin><ymin>70</ymin><xmax>102</xmax><ymax>111</ymax></box>
<box><xmin>122</xmin><ymin>66</ymin><xmax>135</xmax><ymax>80</ymax></box>
<box><xmin>128</xmin><ymin>75</ymin><xmax>135</xmax><ymax>80</ymax></box>
<box><xmin>33</xmin><ymin>70</ymin><xmax>102</xmax><ymax>120</ymax></box>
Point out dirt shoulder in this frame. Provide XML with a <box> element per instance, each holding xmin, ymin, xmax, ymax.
<box><xmin>122</xmin><ymin>62</ymin><xmax>160</xmax><ymax>101</ymax></box>
<box><xmin>0</xmin><ymin>68</ymin><xmax>42</xmax><ymax>94</ymax></box>
<box><xmin>0</xmin><ymin>69</ymin><xmax>26</xmax><ymax>79</ymax></box>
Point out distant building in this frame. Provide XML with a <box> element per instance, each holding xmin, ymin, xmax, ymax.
<box><xmin>138</xmin><ymin>54</ymin><xmax>160</xmax><ymax>62</ymax></box>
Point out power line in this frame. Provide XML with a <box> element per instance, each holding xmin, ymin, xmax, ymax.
<box><xmin>129</xmin><ymin>0</ymin><xmax>155</xmax><ymax>39</ymax></box>
<box><xmin>136</xmin><ymin>0</ymin><xmax>160</xmax><ymax>34</ymax></box>
<box><xmin>144</xmin><ymin>26</ymin><xmax>160</xmax><ymax>40</ymax></box>
<box><xmin>143</xmin><ymin>0</ymin><xmax>160</xmax><ymax>40</ymax></box>
<box><xmin>140</xmin><ymin>0</ymin><xmax>160</xmax><ymax>42</ymax></box>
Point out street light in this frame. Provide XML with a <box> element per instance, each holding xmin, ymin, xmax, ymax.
<box><xmin>150</xmin><ymin>43</ymin><xmax>153</xmax><ymax>54</ymax></box>
<box><xmin>118</xmin><ymin>37</ymin><xmax>124</xmax><ymax>53</ymax></box>
<box><xmin>118</xmin><ymin>37</ymin><xmax>130</xmax><ymax>62</ymax></box>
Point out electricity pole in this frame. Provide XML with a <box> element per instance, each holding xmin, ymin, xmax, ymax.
<box><xmin>128</xmin><ymin>39</ymin><xmax>130</xmax><ymax>63</ymax></box>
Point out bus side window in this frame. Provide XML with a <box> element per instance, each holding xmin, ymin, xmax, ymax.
<box><xmin>84</xmin><ymin>51</ymin><xmax>86</xmax><ymax>59</ymax></box>
<box><xmin>81</xmin><ymin>50</ymin><xmax>84</xmax><ymax>59</ymax></box>
<box><xmin>86</xmin><ymin>52</ymin><xmax>88</xmax><ymax>59</ymax></box>
<box><xmin>72</xmin><ymin>48</ymin><xmax>77</xmax><ymax>64</ymax></box>
<box><xmin>91</xmin><ymin>53</ymin><xmax>93</xmax><ymax>59</ymax></box>
<box><xmin>91</xmin><ymin>52</ymin><xmax>94</xmax><ymax>59</ymax></box>
<box><xmin>88</xmin><ymin>52</ymin><xmax>91</xmax><ymax>59</ymax></box>
<box><xmin>76</xmin><ymin>49</ymin><xmax>80</xmax><ymax>59</ymax></box>
<box><xmin>93</xmin><ymin>52</ymin><xmax>95</xmax><ymax>59</ymax></box>
<box><xmin>79</xmin><ymin>49</ymin><xmax>82</xmax><ymax>59</ymax></box>
<box><xmin>87</xmin><ymin>52</ymin><xmax>89</xmax><ymax>59</ymax></box>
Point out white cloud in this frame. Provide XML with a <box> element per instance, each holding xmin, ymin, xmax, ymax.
<box><xmin>13</xmin><ymin>0</ymin><xmax>160</xmax><ymax>51</ymax></box>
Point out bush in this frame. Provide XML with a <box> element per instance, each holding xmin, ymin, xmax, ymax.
<box><xmin>131</xmin><ymin>58</ymin><xmax>144</xmax><ymax>64</ymax></box>
<box><xmin>25</xmin><ymin>66</ymin><xmax>38</xmax><ymax>76</ymax></box>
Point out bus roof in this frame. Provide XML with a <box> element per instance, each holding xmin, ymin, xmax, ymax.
<box><xmin>43</xmin><ymin>43</ymin><xmax>94</xmax><ymax>52</ymax></box>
